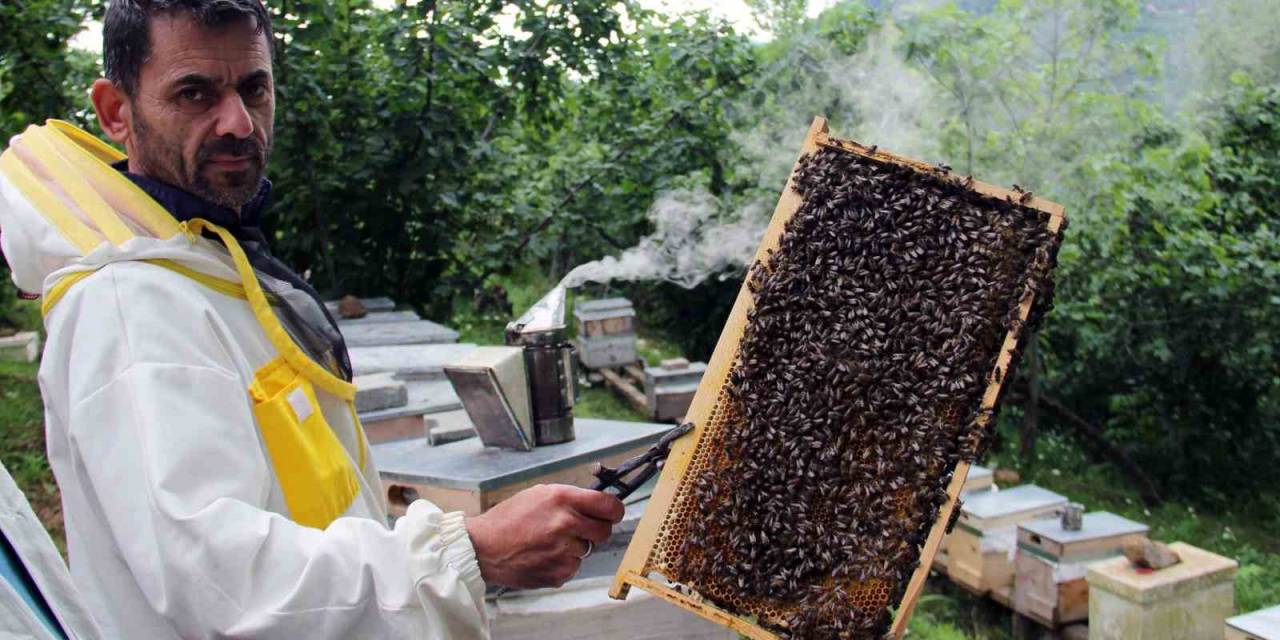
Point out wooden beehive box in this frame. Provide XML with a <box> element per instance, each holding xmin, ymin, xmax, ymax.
<box><xmin>932</xmin><ymin>464</ymin><xmax>996</xmax><ymax>574</ymax></box>
<box><xmin>947</xmin><ymin>484</ymin><xmax>1068</xmax><ymax>603</ymax></box>
<box><xmin>573</xmin><ymin>298</ymin><xmax>639</xmax><ymax>369</ymax></box>
<box><xmin>1013</xmin><ymin>511</ymin><xmax>1148</xmax><ymax>628</ymax></box>
<box><xmin>608</xmin><ymin>117</ymin><xmax>1067</xmax><ymax>639</ymax></box>
<box><xmin>644</xmin><ymin>359</ymin><xmax>707</xmax><ymax>423</ymax></box>
<box><xmin>1228</xmin><ymin>605</ymin><xmax>1280</xmax><ymax>640</ymax></box>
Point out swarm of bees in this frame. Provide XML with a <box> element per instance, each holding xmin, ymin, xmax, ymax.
<box><xmin>652</xmin><ymin>147</ymin><xmax>1064</xmax><ymax>639</ymax></box>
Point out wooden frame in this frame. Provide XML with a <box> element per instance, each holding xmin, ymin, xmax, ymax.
<box><xmin>609</xmin><ymin>116</ymin><xmax>1067</xmax><ymax>639</ymax></box>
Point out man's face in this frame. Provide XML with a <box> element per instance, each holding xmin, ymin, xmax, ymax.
<box><xmin>125</xmin><ymin>13</ymin><xmax>274</xmax><ymax>210</ymax></box>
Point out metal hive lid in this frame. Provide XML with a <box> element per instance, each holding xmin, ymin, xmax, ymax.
<box><xmin>1019</xmin><ymin>511</ymin><xmax>1149</xmax><ymax>543</ymax></box>
<box><xmin>573</xmin><ymin>297</ymin><xmax>636</xmax><ymax>322</ymax></box>
<box><xmin>962</xmin><ymin>484</ymin><xmax>1067</xmax><ymax>520</ymax></box>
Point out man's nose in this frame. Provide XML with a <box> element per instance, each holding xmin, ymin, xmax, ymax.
<box><xmin>213</xmin><ymin>93</ymin><xmax>254</xmax><ymax>139</ymax></box>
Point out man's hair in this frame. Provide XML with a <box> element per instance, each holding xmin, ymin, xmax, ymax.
<box><xmin>103</xmin><ymin>0</ymin><xmax>272</xmax><ymax>96</ymax></box>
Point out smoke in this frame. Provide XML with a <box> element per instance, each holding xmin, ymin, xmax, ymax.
<box><xmin>562</xmin><ymin>22</ymin><xmax>941</xmax><ymax>290</ymax></box>
<box><xmin>560</xmin><ymin>189</ymin><xmax>769</xmax><ymax>289</ymax></box>
<box><xmin>561</xmin><ymin>1</ymin><xmax>1279</xmax><ymax>291</ymax></box>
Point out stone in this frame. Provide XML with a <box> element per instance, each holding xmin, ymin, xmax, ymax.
<box><xmin>993</xmin><ymin>467</ymin><xmax>1022</xmax><ymax>485</ymax></box>
<box><xmin>325</xmin><ymin>296</ymin><xmax>395</xmax><ymax>315</ymax></box>
<box><xmin>340</xmin><ymin>320</ymin><xmax>460</xmax><ymax>347</ymax></box>
<box><xmin>337</xmin><ymin>295</ymin><xmax>367</xmax><ymax>319</ymax></box>
<box><xmin>0</xmin><ymin>327</ymin><xmax>15</xmax><ymax>338</ymax></box>
<box><xmin>353</xmin><ymin>373</ymin><xmax>409</xmax><ymax>413</ymax></box>
<box><xmin>0</xmin><ymin>331</ymin><xmax>40</xmax><ymax>363</ymax></box>
<box><xmin>1123</xmin><ymin>539</ymin><xmax>1182</xmax><ymax>570</ymax></box>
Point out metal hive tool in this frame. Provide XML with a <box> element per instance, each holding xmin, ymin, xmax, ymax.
<box><xmin>609</xmin><ymin>117</ymin><xmax>1067</xmax><ymax>639</ymax></box>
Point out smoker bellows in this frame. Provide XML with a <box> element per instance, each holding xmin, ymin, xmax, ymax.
<box><xmin>609</xmin><ymin>117</ymin><xmax>1067</xmax><ymax>640</ymax></box>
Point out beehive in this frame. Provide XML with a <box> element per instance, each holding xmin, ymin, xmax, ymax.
<box><xmin>573</xmin><ymin>297</ymin><xmax>639</xmax><ymax>369</ymax></box>
<box><xmin>931</xmin><ymin>464</ymin><xmax>998</xmax><ymax>574</ymax></box>
<box><xmin>609</xmin><ymin>117</ymin><xmax>1067</xmax><ymax>639</ymax></box>
<box><xmin>947</xmin><ymin>484</ymin><xmax>1068</xmax><ymax>601</ymax></box>
<box><xmin>1227</xmin><ymin>604</ymin><xmax>1280</xmax><ymax>640</ymax></box>
<box><xmin>1013</xmin><ymin>511</ymin><xmax>1148</xmax><ymax>627</ymax></box>
<box><xmin>1088</xmin><ymin>542</ymin><xmax>1237</xmax><ymax>640</ymax></box>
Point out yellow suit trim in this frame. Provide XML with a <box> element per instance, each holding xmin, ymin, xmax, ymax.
<box><xmin>40</xmin><ymin>271</ymin><xmax>96</xmax><ymax>317</ymax></box>
<box><xmin>42</xmin><ymin>259</ymin><xmax>282</xmax><ymax>318</ymax></box>
<box><xmin>0</xmin><ymin>152</ymin><xmax>101</xmax><ymax>254</ymax></box>
<box><xmin>42</xmin><ymin>120</ymin><xmax>183</xmax><ymax>241</ymax></box>
<box><xmin>186</xmin><ymin>219</ymin><xmax>357</xmax><ymax>402</ymax></box>
<box><xmin>22</xmin><ymin>127</ymin><xmax>134</xmax><ymax>246</ymax></box>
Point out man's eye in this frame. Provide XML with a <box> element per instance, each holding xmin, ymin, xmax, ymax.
<box><xmin>243</xmin><ymin>84</ymin><xmax>268</xmax><ymax>101</ymax></box>
<box><xmin>178</xmin><ymin>87</ymin><xmax>209</xmax><ymax>103</ymax></box>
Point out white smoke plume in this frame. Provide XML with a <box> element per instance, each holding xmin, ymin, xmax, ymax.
<box><xmin>559</xmin><ymin>189</ymin><xmax>769</xmax><ymax>289</ymax></box>
<box><xmin>561</xmin><ymin>21</ymin><xmax>942</xmax><ymax>290</ymax></box>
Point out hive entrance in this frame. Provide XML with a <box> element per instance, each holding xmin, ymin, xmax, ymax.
<box><xmin>611</xmin><ymin>117</ymin><xmax>1066</xmax><ymax>640</ymax></box>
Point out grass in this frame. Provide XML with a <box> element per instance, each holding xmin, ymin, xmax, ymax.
<box><xmin>0</xmin><ymin>300</ymin><xmax>62</xmax><ymax>552</ymax></box>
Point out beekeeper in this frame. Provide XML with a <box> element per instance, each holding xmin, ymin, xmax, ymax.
<box><xmin>0</xmin><ymin>0</ymin><xmax>623</xmax><ymax>638</ymax></box>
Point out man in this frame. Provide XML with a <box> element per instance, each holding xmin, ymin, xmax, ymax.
<box><xmin>0</xmin><ymin>0</ymin><xmax>623</xmax><ymax>637</ymax></box>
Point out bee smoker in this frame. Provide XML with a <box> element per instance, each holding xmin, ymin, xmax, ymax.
<box><xmin>504</xmin><ymin>286</ymin><xmax>578</xmax><ymax>445</ymax></box>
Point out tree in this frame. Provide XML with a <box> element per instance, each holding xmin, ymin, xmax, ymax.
<box><xmin>1045</xmin><ymin>80</ymin><xmax>1280</xmax><ymax>502</ymax></box>
<box><xmin>0</xmin><ymin>0</ymin><xmax>96</xmax><ymax>327</ymax></box>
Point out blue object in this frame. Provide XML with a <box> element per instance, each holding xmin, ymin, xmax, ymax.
<box><xmin>0</xmin><ymin>531</ymin><xmax>67</xmax><ymax>639</ymax></box>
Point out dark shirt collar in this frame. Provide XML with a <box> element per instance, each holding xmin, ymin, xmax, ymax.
<box><xmin>110</xmin><ymin>159</ymin><xmax>272</xmax><ymax>243</ymax></box>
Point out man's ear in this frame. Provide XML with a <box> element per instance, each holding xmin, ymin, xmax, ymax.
<box><xmin>90</xmin><ymin>79</ymin><xmax>132</xmax><ymax>147</ymax></box>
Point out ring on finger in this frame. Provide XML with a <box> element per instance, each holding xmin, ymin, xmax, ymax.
<box><xmin>577</xmin><ymin>540</ymin><xmax>593</xmax><ymax>559</ymax></box>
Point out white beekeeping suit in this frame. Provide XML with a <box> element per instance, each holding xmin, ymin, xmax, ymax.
<box><xmin>0</xmin><ymin>461</ymin><xmax>103</xmax><ymax>639</ymax></box>
<box><xmin>0</xmin><ymin>120</ymin><xmax>489</xmax><ymax>639</ymax></box>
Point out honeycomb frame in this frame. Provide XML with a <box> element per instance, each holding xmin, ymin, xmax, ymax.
<box><xmin>609</xmin><ymin>116</ymin><xmax>1067</xmax><ymax>639</ymax></box>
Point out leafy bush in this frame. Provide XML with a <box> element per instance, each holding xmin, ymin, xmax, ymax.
<box><xmin>1045</xmin><ymin>81</ymin><xmax>1280</xmax><ymax>503</ymax></box>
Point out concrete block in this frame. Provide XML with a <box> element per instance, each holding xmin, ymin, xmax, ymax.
<box><xmin>340</xmin><ymin>320</ymin><xmax>460</xmax><ymax>347</ymax></box>
<box><xmin>354</xmin><ymin>373</ymin><xmax>409</xmax><ymax>413</ymax></box>
<box><xmin>425</xmin><ymin>410</ymin><xmax>477</xmax><ymax>446</ymax></box>
<box><xmin>362</xmin><ymin>414</ymin><xmax>427</xmax><ymax>445</ymax></box>
<box><xmin>1087</xmin><ymin>542</ymin><xmax>1237</xmax><ymax>640</ymax></box>
<box><xmin>0</xmin><ymin>331</ymin><xmax>39</xmax><ymax>363</ymax></box>
<box><xmin>337</xmin><ymin>310</ymin><xmax>421</xmax><ymax>327</ymax></box>
<box><xmin>349</xmin><ymin>344</ymin><xmax>476</xmax><ymax>379</ymax></box>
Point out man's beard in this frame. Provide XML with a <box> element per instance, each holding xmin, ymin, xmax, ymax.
<box><xmin>132</xmin><ymin>107</ymin><xmax>270</xmax><ymax>211</ymax></box>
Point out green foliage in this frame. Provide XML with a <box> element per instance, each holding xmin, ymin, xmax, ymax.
<box><xmin>262</xmin><ymin>1</ymin><xmax>755</xmax><ymax>320</ymax></box>
<box><xmin>0</xmin><ymin>0</ymin><xmax>96</xmax><ymax>327</ymax></box>
<box><xmin>1045</xmin><ymin>80</ymin><xmax>1280</xmax><ymax>502</ymax></box>
<box><xmin>0</xmin><ymin>361</ymin><xmax>62</xmax><ymax>548</ymax></box>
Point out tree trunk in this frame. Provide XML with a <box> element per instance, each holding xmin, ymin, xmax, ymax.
<box><xmin>1020</xmin><ymin>339</ymin><xmax>1041</xmax><ymax>462</ymax></box>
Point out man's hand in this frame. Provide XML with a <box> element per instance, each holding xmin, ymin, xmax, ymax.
<box><xmin>464</xmin><ymin>484</ymin><xmax>625</xmax><ymax>589</ymax></box>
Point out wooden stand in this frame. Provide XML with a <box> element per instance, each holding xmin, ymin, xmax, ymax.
<box><xmin>607</xmin><ymin>116</ymin><xmax>1068</xmax><ymax>639</ymax></box>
